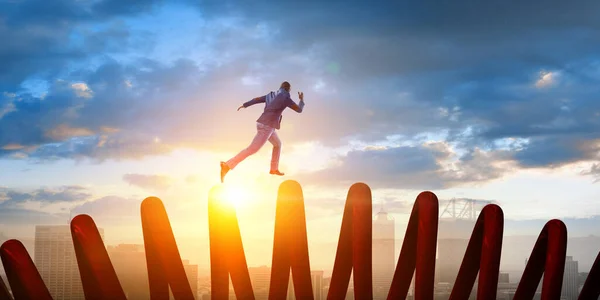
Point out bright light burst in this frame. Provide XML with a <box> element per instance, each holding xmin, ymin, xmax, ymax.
<box><xmin>222</xmin><ymin>184</ymin><xmax>251</xmax><ymax>209</ymax></box>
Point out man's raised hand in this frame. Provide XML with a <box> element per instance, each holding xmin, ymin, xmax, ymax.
<box><xmin>298</xmin><ymin>91</ymin><xmax>304</xmax><ymax>101</ymax></box>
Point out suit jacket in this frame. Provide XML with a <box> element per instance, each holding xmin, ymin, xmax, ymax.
<box><xmin>242</xmin><ymin>88</ymin><xmax>305</xmax><ymax>129</ymax></box>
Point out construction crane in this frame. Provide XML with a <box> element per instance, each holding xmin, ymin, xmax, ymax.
<box><xmin>439</xmin><ymin>198</ymin><xmax>495</xmax><ymax>221</ymax></box>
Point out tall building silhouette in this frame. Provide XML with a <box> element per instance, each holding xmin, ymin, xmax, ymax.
<box><xmin>107</xmin><ymin>244</ymin><xmax>149</xmax><ymax>300</ymax></box>
<box><xmin>372</xmin><ymin>207</ymin><xmax>395</xmax><ymax>300</ymax></box>
<box><xmin>183</xmin><ymin>259</ymin><xmax>199</xmax><ymax>298</ymax></box>
<box><xmin>34</xmin><ymin>225</ymin><xmax>104</xmax><ymax>300</ymax></box>
<box><xmin>562</xmin><ymin>256</ymin><xmax>579</xmax><ymax>300</ymax></box>
<box><xmin>498</xmin><ymin>272</ymin><xmax>509</xmax><ymax>284</ymax></box>
<box><xmin>312</xmin><ymin>270</ymin><xmax>324</xmax><ymax>300</ymax></box>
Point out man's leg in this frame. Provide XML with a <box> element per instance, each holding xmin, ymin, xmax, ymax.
<box><xmin>268</xmin><ymin>130</ymin><xmax>283</xmax><ymax>175</ymax></box>
<box><xmin>226</xmin><ymin>124</ymin><xmax>274</xmax><ymax>169</ymax></box>
<box><xmin>221</xmin><ymin>123</ymin><xmax>274</xmax><ymax>182</ymax></box>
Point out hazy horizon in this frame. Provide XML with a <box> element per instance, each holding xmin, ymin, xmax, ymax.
<box><xmin>3</xmin><ymin>206</ymin><xmax>599</xmax><ymax>279</ymax></box>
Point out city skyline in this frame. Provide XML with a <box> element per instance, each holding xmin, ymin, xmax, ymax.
<box><xmin>34</xmin><ymin>225</ymin><xmax>97</xmax><ymax>300</ymax></box>
<box><xmin>2</xmin><ymin>209</ymin><xmax>599</xmax><ymax>277</ymax></box>
<box><xmin>0</xmin><ymin>229</ymin><xmax>594</xmax><ymax>299</ymax></box>
<box><xmin>3</xmin><ymin>205</ymin><xmax>599</xmax><ymax>274</ymax></box>
<box><xmin>0</xmin><ymin>206</ymin><xmax>595</xmax><ymax>300</ymax></box>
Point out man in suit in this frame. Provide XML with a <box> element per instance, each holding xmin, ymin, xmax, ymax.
<box><xmin>220</xmin><ymin>81</ymin><xmax>305</xmax><ymax>182</ymax></box>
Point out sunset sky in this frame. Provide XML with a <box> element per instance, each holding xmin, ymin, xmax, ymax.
<box><xmin>2</xmin><ymin>0</ymin><xmax>600</xmax><ymax>273</ymax></box>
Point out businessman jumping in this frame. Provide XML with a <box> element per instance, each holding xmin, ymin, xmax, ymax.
<box><xmin>220</xmin><ymin>81</ymin><xmax>305</xmax><ymax>182</ymax></box>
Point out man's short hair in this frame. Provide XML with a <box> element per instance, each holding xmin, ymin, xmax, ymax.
<box><xmin>280</xmin><ymin>81</ymin><xmax>291</xmax><ymax>89</ymax></box>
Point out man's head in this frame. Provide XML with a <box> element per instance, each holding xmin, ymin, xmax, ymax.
<box><xmin>280</xmin><ymin>81</ymin><xmax>291</xmax><ymax>92</ymax></box>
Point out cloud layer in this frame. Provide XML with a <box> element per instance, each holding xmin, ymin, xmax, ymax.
<box><xmin>1</xmin><ymin>0</ymin><xmax>600</xmax><ymax>189</ymax></box>
<box><xmin>296</xmin><ymin>142</ymin><xmax>514</xmax><ymax>189</ymax></box>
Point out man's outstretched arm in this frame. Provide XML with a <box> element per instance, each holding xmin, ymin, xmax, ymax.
<box><xmin>238</xmin><ymin>95</ymin><xmax>266</xmax><ymax>110</ymax></box>
<box><xmin>286</xmin><ymin>92</ymin><xmax>305</xmax><ymax>113</ymax></box>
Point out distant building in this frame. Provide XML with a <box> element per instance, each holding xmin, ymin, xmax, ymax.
<box><xmin>499</xmin><ymin>272</ymin><xmax>509</xmax><ymax>284</ymax></box>
<box><xmin>106</xmin><ymin>244</ymin><xmax>149</xmax><ymax>300</ymax></box>
<box><xmin>372</xmin><ymin>208</ymin><xmax>395</xmax><ymax>300</ymax></box>
<box><xmin>346</xmin><ymin>285</ymin><xmax>355</xmax><ymax>300</ymax></box>
<box><xmin>496</xmin><ymin>281</ymin><xmax>519</xmax><ymax>300</ymax></box>
<box><xmin>197</xmin><ymin>275</ymin><xmax>211</xmax><ymax>298</ymax></box>
<box><xmin>167</xmin><ymin>259</ymin><xmax>198</xmax><ymax>300</ymax></box>
<box><xmin>34</xmin><ymin>225</ymin><xmax>103</xmax><ymax>300</ymax></box>
<box><xmin>312</xmin><ymin>270</ymin><xmax>324</xmax><ymax>300</ymax></box>
<box><xmin>182</xmin><ymin>260</ymin><xmax>199</xmax><ymax>298</ymax></box>
<box><xmin>436</xmin><ymin>218</ymin><xmax>477</xmax><ymax>285</ymax></box>
<box><xmin>562</xmin><ymin>256</ymin><xmax>579</xmax><ymax>300</ymax></box>
<box><xmin>107</xmin><ymin>244</ymin><xmax>197</xmax><ymax>300</ymax></box>
<box><xmin>287</xmin><ymin>270</ymin><xmax>324</xmax><ymax>300</ymax></box>
<box><xmin>436</xmin><ymin>199</ymin><xmax>488</xmax><ymax>286</ymax></box>
<box><xmin>322</xmin><ymin>276</ymin><xmax>355</xmax><ymax>299</ymax></box>
<box><xmin>248</xmin><ymin>266</ymin><xmax>271</xmax><ymax>300</ymax></box>
<box><xmin>578</xmin><ymin>272</ymin><xmax>588</xmax><ymax>292</ymax></box>
<box><xmin>436</xmin><ymin>237</ymin><xmax>469</xmax><ymax>284</ymax></box>
<box><xmin>323</xmin><ymin>277</ymin><xmax>331</xmax><ymax>299</ymax></box>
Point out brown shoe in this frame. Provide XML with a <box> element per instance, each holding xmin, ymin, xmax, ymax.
<box><xmin>220</xmin><ymin>162</ymin><xmax>230</xmax><ymax>183</ymax></box>
<box><xmin>269</xmin><ymin>170</ymin><xmax>285</xmax><ymax>176</ymax></box>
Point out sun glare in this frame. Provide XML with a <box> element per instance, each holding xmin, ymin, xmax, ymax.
<box><xmin>222</xmin><ymin>185</ymin><xmax>251</xmax><ymax>209</ymax></box>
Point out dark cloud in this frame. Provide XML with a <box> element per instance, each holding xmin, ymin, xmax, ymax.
<box><xmin>297</xmin><ymin>145</ymin><xmax>441</xmax><ymax>189</ymax></box>
<box><xmin>0</xmin><ymin>185</ymin><xmax>92</xmax><ymax>206</ymax></box>
<box><xmin>296</xmin><ymin>143</ymin><xmax>512</xmax><ymax>189</ymax></box>
<box><xmin>33</xmin><ymin>186</ymin><xmax>91</xmax><ymax>203</ymax></box>
<box><xmin>192</xmin><ymin>0</ymin><xmax>600</xmax><ymax>171</ymax></box>
<box><xmin>0</xmin><ymin>186</ymin><xmax>90</xmax><ymax>225</ymax></box>
<box><xmin>514</xmin><ymin>136</ymin><xmax>600</xmax><ymax>168</ymax></box>
<box><xmin>0</xmin><ymin>0</ymin><xmax>159</xmax><ymax>90</ymax></box>
<box><xmin>122</xmin><ymin>174</ymin><xmax>172</xmax><ymax>191</ymax></box>
<box><xmin>0</xmin><ymin>0</ymin><xmax>165</xmax><ymax>161</ymax></box>
<box><xmin>206</xmin><ymin>0</ymin><xmax>600</xmax><ymax>32</ymax></box>
<box><xmin>91</xmin><ymin>0</ymin><xmax>163</xmax><ymax>18</ymax></box>
<box><xmin>26</xmin><ymin>132</ymin><xmax>174</xmax><ymax>162</ymax></box>
<box><xmin>194</xmin><ymin>0</ymin><xmax>600</xmax><ymax>81</ymax></box>
<box><xmin>0</xmin><ymin>58</ymin><xmax>198</xmax><ymax>160</ymax></box>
